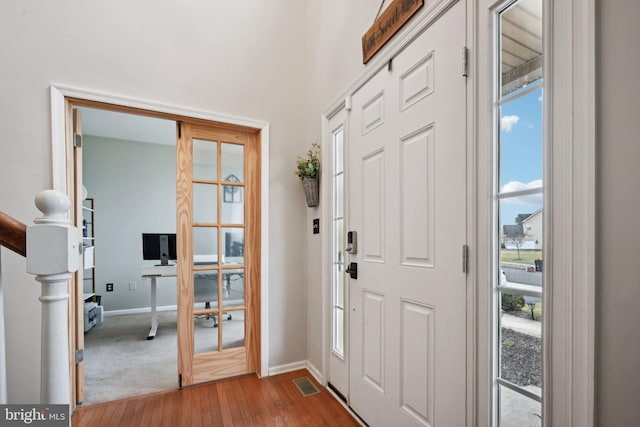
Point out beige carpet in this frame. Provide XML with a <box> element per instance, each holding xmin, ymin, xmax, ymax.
<box><xmin>82</xmin><ymin>310</ymin><xmax>245</xmax><ymax>406</ymax></box>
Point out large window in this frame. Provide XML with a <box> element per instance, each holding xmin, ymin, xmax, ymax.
<box><xmin>493</xmin><ymin>0</ymin><xmax>544</xmax><ymax>425</ymax></box>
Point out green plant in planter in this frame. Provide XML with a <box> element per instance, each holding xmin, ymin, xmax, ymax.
<box><xmin>295</xmin><ymin>143</ymin><xmax>321</xmax><ymax>180</ymax></box>
<box><xmin>295</xmin><ymin>143</ymin><xmax>321</xmax><ymax>207</ymax></box>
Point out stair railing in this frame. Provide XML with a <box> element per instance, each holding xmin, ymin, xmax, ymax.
<box><xmin>0</xmin><ymin>190</ymin><xmax>80</xmax><ymax>408</ymax></box>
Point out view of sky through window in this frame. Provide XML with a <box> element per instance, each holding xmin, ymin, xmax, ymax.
<box><xmin>499</xmin><ymin>87</ymin><xmax>543</xmax><ymax>225</ymax></box>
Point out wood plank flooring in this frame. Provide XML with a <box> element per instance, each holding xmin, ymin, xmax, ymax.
<box><xmin>72</xmin><ymin>370</ymin><xmax>361</xmax><ymax>427</ymax></box>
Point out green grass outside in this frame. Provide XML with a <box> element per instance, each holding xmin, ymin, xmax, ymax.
<box><xmin>501</xmin><ymin>250</ymin><xmax>542</xmax><ymax>265</ymax></box>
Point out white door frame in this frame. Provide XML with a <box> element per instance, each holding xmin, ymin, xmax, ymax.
<box><xmin>50</xmin><ymin>85</ymin><xmax>271</xmax><ymax>380</ymax></box>
<box><xmin>321</xmin><ymin>0</ymin><xmax>596</xmax><ymax>425</ymax></box>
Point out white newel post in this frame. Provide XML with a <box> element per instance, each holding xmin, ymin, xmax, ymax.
<box><xmin>26</xmin><ymin>190</ymin><xmax>80</xmax><ymax>405</ymax></box>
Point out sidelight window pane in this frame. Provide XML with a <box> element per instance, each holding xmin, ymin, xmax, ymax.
<box><xmin>498</xmin><ymin>385</ymin><xmax>542</xmax><ymax>426</ymax></box>
<box><xmin>499</xmin><ymin>91</ymin><xmax>543</xmax><ymax>191</ymax></box>
<box><xmin>495</xmin><ymin>0</ymin><xmax>544</xmax><ymax>425</ymax></box>
<box><xmin>499</xmin><ymin>317</ymin><xmax>542</xmax><ymax>390</ymax></box>
<box><xmin>499</xmin><ymin>0</ymin><xmax>542</xmax><ymax>100</ymax></box>
<box><xmin>332</xmin><ymin>125</ymin><xmax>346</xmax><ymax>358</ymax></box>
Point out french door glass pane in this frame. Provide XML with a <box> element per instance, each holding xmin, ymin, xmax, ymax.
<box><xmin>222</xmin><ymin>187</ymin><xmax>244</xmax><ymax>223</ymax></box>
<box><xmin>222</xmin><ymin>228</ymin><xmax>244</xmax><ymax>265</ymax></box>
<box><xmin>221</xmin><ymin>143</ymin><xmax>244</xmax><ymax>182</ymax></box>
<box><xmin>194</xmin><ymin>271</ymin><xmax>218</xmax><ymax>311</ymax></box>
<box><xmin>222</xmin><ymin>310</ymin><xmax>245</xmax><ymax>349</ymax></box>
<box><xmin>194</xmin><ymin>314</ymin><xmax>218</xmax><ymax>354</ymax></box>
<box><xmin>221</xmin><ymin>269</ymin><xmax>244</xmax><ymax>308</ymax></box>
<box><xmin>193</xmin><ymin>139</ymin><xmax>217</xmax><ymax>180</ymax></box>
<box><xmin>193</xmin><ymin>227</ymin><xmax>217</xmax><ymax>264</ymax></box>
<box><xmin>193</xmin><ymin>183</ymin><xmax>218</xmax><ymax>223</ymax></box>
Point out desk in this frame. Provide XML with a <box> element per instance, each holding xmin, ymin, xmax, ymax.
<box><xmin>141</xmin><ymin>265</ymin><xmax>177</xmax><ymax>339</ymax></box>
<box><xmin>141</xmin><ymin>265</ymin><xmax>243</xmax><ymax>340</ymax></box>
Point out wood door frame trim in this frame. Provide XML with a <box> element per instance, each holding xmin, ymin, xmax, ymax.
<box><xmin>50</xmin><ymin>85</ymin><xmax>270</xmax><ymax>403</ymax></box>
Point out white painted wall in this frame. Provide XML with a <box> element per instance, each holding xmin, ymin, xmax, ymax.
<box><xmin>596</xmin><ymin>0</ymin><xmax>640</xmax><ymax>424</ymax></box>
<box><xmin>0</xmin><ymin>0</ymin><xmax>308</xmax><ymax>403</ymax></box>
<box><xmin>83</xmin><ymin>135</ymin><xmax>178</xmax><ymax>311</ymax></box>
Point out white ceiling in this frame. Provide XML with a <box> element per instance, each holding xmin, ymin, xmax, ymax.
<box><xmin>80</xmin><ymin>107</ymin><xmax>176</xmax><ymax>146</ymax></box>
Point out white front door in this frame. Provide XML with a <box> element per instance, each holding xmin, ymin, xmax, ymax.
<box><xmin>348</xmin><ymin>2</ymin><xmax>467</xmax><ymax>426</ymax></box>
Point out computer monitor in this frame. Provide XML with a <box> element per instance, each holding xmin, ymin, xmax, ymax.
<box><xmin>142</xmin><ymin>233</ymin><xmax>177</xmax><ymax>266</ymax></box>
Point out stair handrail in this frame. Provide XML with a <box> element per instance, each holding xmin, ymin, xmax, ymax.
<box><xmin>0</xmin><ymin>211</ymin><xmax>27</xmax><ymax>257</ymax></box>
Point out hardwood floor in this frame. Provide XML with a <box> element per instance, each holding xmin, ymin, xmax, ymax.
<box><xmin>72</xmin><ymin>370</ymin><xmax>361</xmax><ymax>426</ymax></box>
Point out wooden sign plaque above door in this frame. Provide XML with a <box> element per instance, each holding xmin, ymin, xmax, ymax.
<box><xmin>362</xmin><ymin>0</ymin><xmax>424</xmax><ymax>64</ymax></box>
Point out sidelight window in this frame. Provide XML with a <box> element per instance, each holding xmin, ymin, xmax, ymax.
<box><xmin>493</xmin><ymin>0</ymin><xmax>544</xmax><ymax>425</ymax></box>
<box><xmin>332</xmin><ymin>126</ymin><xmax>346</xmax><ymax>357</ymax></box>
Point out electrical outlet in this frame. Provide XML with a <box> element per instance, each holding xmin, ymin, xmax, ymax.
<box><xmin>106</xmin><ymin>283</ymin><xmax>114</xmax><ymax>292</ymax></box>
<box><xmin>129</xmin><ymin>281</ymin><xmax>136</xmax><ymax>291</ymax></box>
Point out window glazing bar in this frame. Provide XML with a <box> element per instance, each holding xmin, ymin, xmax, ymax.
<box><xmin>497</xmin><ymin>377</ymin><xmax>542</xmax><ymax>402</ymax></box>
<box><xmin>498</xmin><ymin>284</ymin><xmax>543</xmax><ymax>298</ymax></box>
<box><xmin>497</xmin><ymin>187</ymin><xmax>543</xmax><ymax>199</ymax></box>
<box><xmin>497</xmin><ymin>81</ymin><xmax>543</xmax><ymax>106</ymax></box>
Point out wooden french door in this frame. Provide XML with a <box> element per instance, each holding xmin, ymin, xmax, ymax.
<box><xmin>71</xmin><ymin>107</ymin><xmax>86</xmax><ymax>405</ymax></box>
<box><xmin>348</xmin><ymin>2</ymin><xmax>467</xmax><ymax>426</ymax></box>
<box><xmin>176</xmin><ymin>122</ymin><xmax>261</xmax><ymax>387</ymax></box>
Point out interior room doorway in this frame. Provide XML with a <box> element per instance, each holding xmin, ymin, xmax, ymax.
<box><xmin>57</xmin><ymin>93</ymin><xmax>266</xmax><ymax>408</ymax></box>
<box><xmin>77</xmin><ymin>106</ymin><xmax>178</xmax><ymax>405</ymax></box>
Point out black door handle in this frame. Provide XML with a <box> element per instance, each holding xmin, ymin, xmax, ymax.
<box><xmin>346</xmin><ymin>262</ymin><xmax>358</xmax><ymax>279</ymax></box>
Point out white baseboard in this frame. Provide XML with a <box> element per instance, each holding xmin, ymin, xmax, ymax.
<box><xmin>267</xmin><ymin>360</ymin><xmax>324</xmax><ymax>384</ymax></box>
<box><xmin>305</xmin><ymin>361</ymin><xmax>324</xmax><ymax>385</ymax></box>
<box><xmin>268</xmin><ymin>360</ymin><xmax>307</xmax><ymax>376</ymax></box>
<box><xmin>104</xmin><ymin>304</ymin><xmax>177</xmax><ymax>317</ymax></box>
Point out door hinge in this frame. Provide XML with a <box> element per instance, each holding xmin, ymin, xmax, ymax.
<box><xmin>462</xmin><ymin>46</ymin><xmax>469</xmax><ymax>77</ymax></box>
<box><xmin>73</xmin><ymin>133</ymin><xmax>82</xmax><ymax>148</ymax></box>
<box><xmin>179</xmin><ymin>374</ymin><xmax>183</xmax><ymax>389</ymax></box>
<box><xmin>462</xmin><ymin>244</ymin><xmax>469</xmax><ymax>274</ymax></box>
<box><xmin>75</xmin><ymin>349</ymin><xmax>84</xmax><ymax>364</ymax></box>
<box><xmin>177</xmin><ymin>122</ymin><xmax>182</xmax><ymax>139</ymax></box>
